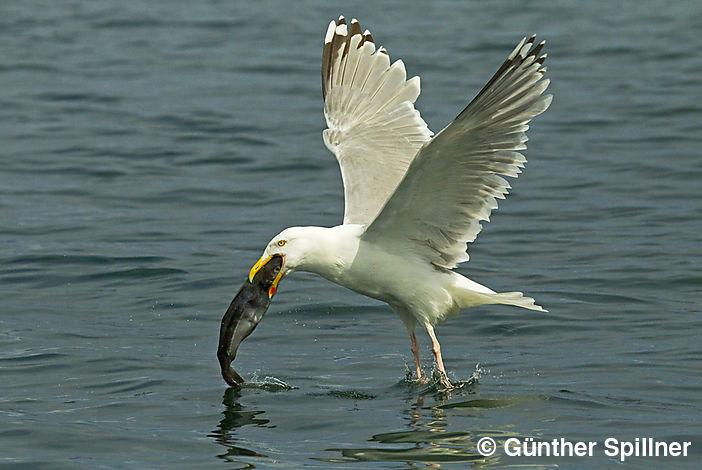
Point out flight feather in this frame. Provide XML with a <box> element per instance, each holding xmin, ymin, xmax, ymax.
<box><xmin>363</xmin><ymin>35</ymin><xmax>552</xmax><ymax>269</ymax></box>
<box><xmin>322</xmin><ymin>16</ymin><xmax>433</xmax><ymax>225</ymax></box>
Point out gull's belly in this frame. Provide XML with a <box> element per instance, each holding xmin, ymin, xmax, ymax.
<box><xmin>333</xmin><ymin>243</ymin><xmax>456</xmax><ymax>313</ymax></box>
<box><xmin>338</xmin><ymin>255</ymin><xmax>406</xmax><ymax>302</ymax></box>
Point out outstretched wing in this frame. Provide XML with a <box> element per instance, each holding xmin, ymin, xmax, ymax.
<box><xmin>322</xmin><ymin>16</ymin><xmax>433</xmax><ymax>225</ymax></box>
<box><xmin>363</xmin><ymin>36</ymin><xmax>552</xmax><ymax>269</ymax></box>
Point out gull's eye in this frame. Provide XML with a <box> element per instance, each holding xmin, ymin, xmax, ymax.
<box><xmin>276</xmin><ymin>240</ymin><xmax>286</xmax><ymax>247</ymax></box>
<box><xmin>272</xmin><ymin>265</ymin><xmax>280</xmax><ymax>275</ymax></box>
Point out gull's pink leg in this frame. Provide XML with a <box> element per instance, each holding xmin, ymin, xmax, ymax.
<box><xmin>425</xmin><ymin>324</ymin><xmax>452</xmax><ymax>388</ymax></box>
<box><xmin>410</xmin><ymin>332</ymin><xmax>423</xmax><ymax>381</ymax></box>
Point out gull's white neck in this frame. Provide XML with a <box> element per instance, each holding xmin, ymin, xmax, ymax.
<box><xmin>290</xmin><ymin>225</ymin><xmax>363</xmax><ymax>282</ymax></box>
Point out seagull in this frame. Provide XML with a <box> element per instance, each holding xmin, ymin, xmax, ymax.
<box><xmin>247</xmin><ymin>16</ymin><xmax>552</xmax><ymax>388</ymax></box>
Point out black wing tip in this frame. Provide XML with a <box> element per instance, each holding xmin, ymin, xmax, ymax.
<box><xmin>322</xmin><ymin>17</ymin><xmax>375</xmax><ymax>99</ymax></box>
<box><xmin>331</xmin><ymin>15</ymin><xmax>368</xmax><ymax>39</ymax></box>
<box><xmin>527</xmin><ymin>40</ymin><xmax>546</xmax><ymax>60</ymax></box>
<box><xmin>456</xmin><ymin>35</ymin><xmax>549</xmax><ymax>119</ymax></box>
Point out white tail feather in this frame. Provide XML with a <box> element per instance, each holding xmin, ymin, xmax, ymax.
<box><xmin>489</xmin><ymin>291</ymin><xmax>547</xmax><ymax>312</ymax></box>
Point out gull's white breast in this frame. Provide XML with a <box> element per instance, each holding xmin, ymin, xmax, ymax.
<box><xmin>313</xmin><ymin>226</ymin><xmax>460</xmax><ymax>325</ymax></box>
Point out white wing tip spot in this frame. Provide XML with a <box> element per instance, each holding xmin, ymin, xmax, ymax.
<box><xmin>325</xmin><ymin>21</ymin><xmax>336</xmax><ymax>43</ymax></box>
<box><xmin>508</xmin><ymin>37</ymin><xmax>526</xmax><ymax>60</ymax></box>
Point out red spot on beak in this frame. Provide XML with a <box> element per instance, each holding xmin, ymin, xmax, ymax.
<box><xmin>269</xmin><ymin>285</ymin><xmax>276</xmax><ymax>296</ymax></box>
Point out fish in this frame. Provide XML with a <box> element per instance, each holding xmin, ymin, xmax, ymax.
<box><xmin>217</xmin><ymin>255</ymin><xmax>283</xmax><ymax>386</ymax></box>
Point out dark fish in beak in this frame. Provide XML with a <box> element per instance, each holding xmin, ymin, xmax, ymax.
<box><xmin>217</xmin><ymin>255</ymin><xmax>283</xmax><ymax>386</ymax></box>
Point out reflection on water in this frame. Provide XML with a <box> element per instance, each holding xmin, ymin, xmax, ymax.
<box><xmin>209</xmin><ymin>388</ymin><xmax>270</xmax><ymax>465</ymax></box>
<box><xmin>208</xmin><ymin>373</ymin><xmax>549</xmax><ymax>467</ymax></box>
<box><xmin>209</xmin><ymin>378</ymin><xmax>298</xmax><ymax>466</ymax></box>
<box><xmin>321</xmin><ymin>377</ymin><xmax>545</xmax><ymax>467</ymax></box>
<box><xmin>207</xmin><ymin>359</ymin><xmax>557</xmax><ymax>467</ymax></box>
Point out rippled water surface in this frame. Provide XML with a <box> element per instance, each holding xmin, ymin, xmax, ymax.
<box><xmin>1</xmin><ymin>1</ymin><xmax>701</xmax><ymax>469</ymax></box>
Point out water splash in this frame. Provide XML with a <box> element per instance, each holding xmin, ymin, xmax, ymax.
<box><xmin>399</xmin><ymin>363</ymin><xmax>482</xmax><ymax>395</ymax></box>
<box><xmin>242</xmin><ymin>373</ymin><xmax>296</xmax><ymax>392</ymax></box>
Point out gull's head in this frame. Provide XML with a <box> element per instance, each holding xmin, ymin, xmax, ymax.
<box><xmin>248</xmin><ymin>226</ymin><xmax>324</xmax><ymax>298</ymax></box>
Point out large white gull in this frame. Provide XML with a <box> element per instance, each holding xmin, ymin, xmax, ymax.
<box><xmin>247</xmin><ymin>16</ymin><xmax>552</xmax><ymax>388</ymax></box>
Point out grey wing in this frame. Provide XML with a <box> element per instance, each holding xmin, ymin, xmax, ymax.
<box><xmin>322</xmin><ymin>16</ymin><xmax>433</xmax><ymax>225</ymax></box>
<box><xmin>363</xmin><ymin>36</ymin><xmax>552</xmax><ymax>268</ymax></box>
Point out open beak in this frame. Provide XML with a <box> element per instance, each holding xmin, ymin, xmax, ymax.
<box><xmin>249</xmin><ymin>254</ymin><xmax>285</xmax><ymax>298</ymax></box>
<box><xmin>217</xmin><ymin>254</ymin><xmax>284</xmax><ymax>387</ymax></box>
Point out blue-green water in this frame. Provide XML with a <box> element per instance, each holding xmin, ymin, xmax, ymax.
<box><xmin>1</xmin><ymin>2</ymin><xmax>700</xmax><ymax>469</ymax></box>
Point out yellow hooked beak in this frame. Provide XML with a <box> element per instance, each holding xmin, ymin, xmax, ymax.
<box><xmin>249</xmin><ymin>255</ymin><xmax>285</xmax><ymax>298</ymax></box>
